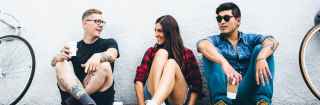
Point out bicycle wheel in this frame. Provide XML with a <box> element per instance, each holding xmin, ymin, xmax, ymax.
<box><xmin>299</xmin><ymin>24</ymin><xmax>320</xmax><ymax>100</ymax></box>
<box><xmin>0</xmin><ymin>35</ymin><xmax>36</xmax><ymax>105</ymax></box>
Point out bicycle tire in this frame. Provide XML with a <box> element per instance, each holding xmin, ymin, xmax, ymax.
<box><xmin>299</xmin><ymin>24</ymin><xmax>320</xmax><ymax>100</ymax></box>
<box><xmin>0</xmin><ymin>35</ymin><xmax>36</xmax><ymax>105</ymax></box>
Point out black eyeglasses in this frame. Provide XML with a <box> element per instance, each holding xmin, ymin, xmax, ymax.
<box><xmin>216</xmin><ymin>15</ymin><xmax>234</xmax><ymax>23</ymax></box>
<box><xmin>86</xmin><ymin>19</ymin><xmax>106</xmax><ymax>25</ymax></box>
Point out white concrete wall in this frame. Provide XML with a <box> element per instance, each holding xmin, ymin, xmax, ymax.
<box><xmin>0</xmin><ymin>0</ymin><xmax>320</xmax><ymax>104</ymax></box>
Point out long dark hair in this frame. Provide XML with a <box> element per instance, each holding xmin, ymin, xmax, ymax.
<box><xmin>155</xmin><ymin>15</ymin><xmax>185</xmax><ymax>69</ymax></box>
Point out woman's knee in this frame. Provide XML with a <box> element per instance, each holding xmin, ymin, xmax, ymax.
<box><xmin>166</xmin><ymin>59</ymin><xmax>178</xmax><ymax>67</ymax></box>
<box><xmin>165</xmin><ymin>59</ymin><xmax>186</xmax><ymax>80</ymax></box>
<box><xmin>164</xmin><ymin>59</ymin><xmax>180</xmax><ymax>72</ymax></box>
<box><xmin>149</xmin><ymin>49</ymin><xmax>170</xmax><ymax>74</ymax></box>
<box><xmin>155</xmin><ymin>49</ymin><xmax>169</xmax><ymax>58</ymax></box>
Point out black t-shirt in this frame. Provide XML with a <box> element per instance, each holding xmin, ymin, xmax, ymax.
<box><xmin>59</xmin><ymin>37</ymin><xmax>120</xmax><ymax>105</ymax></box>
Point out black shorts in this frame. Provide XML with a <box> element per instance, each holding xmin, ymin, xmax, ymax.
<box><xmin>58</xmin><ymin>84</ymin><xmax>115</xmax><ymax>105</ymax></box>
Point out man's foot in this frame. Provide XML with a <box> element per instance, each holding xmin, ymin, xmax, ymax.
<box><xmin>65</xmin><ymin>96</ymin><xmax>96</xmax><ymax>105</ymax></box>
<box><xmin>64</xmin><ymin>97</ymin><xmax>78</xmax><ymax>105</ymax></box>
<box><xmin>256</xmin><ymin>99</ymin><xmax>269</xmax><ymax>105</ymax></box>
<box><xmin>79</xmin><ymin>94</ymin><xmax>97</xmax><ymax>105</ymax></box>
<box><xmin>214</xmin><ymin>100</ymin><xmax>227</xmax><ymax>105</ymax></box>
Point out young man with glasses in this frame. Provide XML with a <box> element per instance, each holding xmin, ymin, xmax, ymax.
<box><xmin>51</xmin><ymin>8</ymin><xmax>119</xmax><ymax>105</ymax></box>
<box><xmin>197</xmin><ymin>2</ymin><xmax>279</xmax><ymax>105</ymax></box>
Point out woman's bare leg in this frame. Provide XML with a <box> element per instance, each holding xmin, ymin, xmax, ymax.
<box><xmin>167</xmin><ymin>59</ymin><xmax>188</xmax><ymax>105</ymax></box>
<box><xmin>152</xmin><ymin>59</ymin><xmax>188</xmax><ymax>105</ymax></box>
<box><xmin>147</xmin><ymin>49</ymin><xmax>168</xmax><ymax>95</ymax></box>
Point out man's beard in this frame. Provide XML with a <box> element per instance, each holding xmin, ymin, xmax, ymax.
<box><xmin>220</xmin><ymin>27</ymin><xmax>237</xmax><ymax>38</ymax></box>
<box><xmin>220</xmin><ymin>32</ymin><xmax>231</xmax><ymax>38</ymax></box>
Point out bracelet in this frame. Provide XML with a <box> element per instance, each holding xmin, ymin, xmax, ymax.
<box><xmin>264</xmin><ymin>38</ymin><xmax>277</xmax><ymax>51</ymax></box>
<box><xmin>256</xmin><ymin>57</ymin><xmax>266</xmax><ymax>62</ymax></box>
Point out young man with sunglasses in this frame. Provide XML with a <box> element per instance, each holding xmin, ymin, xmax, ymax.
<box><xmin>51</xmin><ymin>8</ymin><xmax>119</xmax><ymax>105</ymax></box>
<box><xmin>197</xmin><ymin>2</ymin><xmax>279</xmax><ymax>105</ymax></box>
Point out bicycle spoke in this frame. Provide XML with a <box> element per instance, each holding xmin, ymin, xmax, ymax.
<box><xmin>299</xmin><ymin>24</ymin><xmax>320</xmax><ymax>100</ymax></box>
<box><xmin>0</xmin><ymin>35</ymin><xmax>36</xmax><ymax>104</ymax></box>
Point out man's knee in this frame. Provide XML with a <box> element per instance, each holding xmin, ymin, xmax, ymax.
<box><xmin>253</xmin><ymin>44</ymin><xmax>263</xmax><ymax>54</ymax></box>
<box><xmin>97</xmin><ymin>62</ymin><xmax>112</xmax><ymax>73</ymax></box>
<box><xmin>57</xmin><ymin>78</ymin><xmax>68</xmax><ymax>92</ymax></box>
<box><xmin>55</xmin><ymin>61</ymin><xmax>66</xmax><ymax>68</ymax></box>
<box><xmin>252</xmin><ymin>44</ymin><xmax>275</xmax><ymax>62</ymax></box>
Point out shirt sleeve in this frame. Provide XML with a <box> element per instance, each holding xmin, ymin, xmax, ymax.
<box><xmin>104</xmin><ymin>38</ymin><xmax>120</xmax><ymax>58</ymax></box>
<box><xmin>247</xmin><ymin>34</ymin><xmax>269</xmax><ymax>46</ymax></box>
<box><xmin>134</xmin><ymin>47</ymin><xmax>154</xmax><ymax>85</ymax></box>
<box><xmin>185</xmin><ymin>49</ymin><xmax>203</xmax><ymax>93</ymax></box>
<box><xmin>205</xmin><ymin>35</ymin><xmax>217</xmax><ymax>46</ymax></box>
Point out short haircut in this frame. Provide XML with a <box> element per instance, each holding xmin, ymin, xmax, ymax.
<box><xmin>82</xmin><ymin>8</ymin><xmax>103</xmax><ymax>20</ymax></box>
<box><xmin>216</xmin><ymin>2</ymin><xmax>241</xmax><ymax>18</ymax></box>
<box><xmin>315</xmin><ymin>10</ymin><xmax>320</xmax><ymax>25</ymax></box>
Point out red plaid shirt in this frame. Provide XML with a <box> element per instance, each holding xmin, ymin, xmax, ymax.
<box><xmin>134</xmin><ymin>47</ymin><xmax>202</xmax><ymax>93</ymax></box>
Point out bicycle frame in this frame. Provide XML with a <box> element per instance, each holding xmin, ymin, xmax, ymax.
<box><xmin>0</xmin><ymin>10</ymin><xmax>21</xmax><ymax>36</ymax></box>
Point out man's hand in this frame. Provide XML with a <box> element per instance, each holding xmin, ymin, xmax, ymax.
<box><xmin>221</xmin><ymin>62</ymin><xmax>242</xmax><ymax>85</ymax></box>
<box><xmin>81</xmin><ymin>53</ymin><xmax>102</xmax><ymax>74</ymax></box>
<box><xmin>255</xmin><ymin>58</ymin><xmax>272</xmax><ymax>86</ymax></box>
<box><xmin>51</xmin><ymin>46</ymin><xmax>71</xmax><ymax>66</ymax></box>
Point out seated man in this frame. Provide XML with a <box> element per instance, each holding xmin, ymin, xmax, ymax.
<box><xmin>51</xmin><ymin>9</ymin><xmax>119</xmax><ymax>105</ymax></box>
<box><xmin>197</xmin><ymin>2</ymin><xmax>279</xmax><ymax>105</ymax></box>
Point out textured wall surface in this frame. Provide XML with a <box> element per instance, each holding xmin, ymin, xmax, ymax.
<box><xmin>0</xmin><ymin>0</ymin><xmax>320</xmax><ymax>105</ymax></box>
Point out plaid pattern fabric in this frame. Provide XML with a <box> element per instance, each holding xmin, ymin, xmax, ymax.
<box><xmin>134</xmin><ymin>47</ymin><xmax>202</xmax><ymax>93</ymax></box>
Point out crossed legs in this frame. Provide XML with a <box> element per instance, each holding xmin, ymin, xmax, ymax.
<box><xmin>55</xmin><ymin>61</ymin><xmax>113</xmax><ymax>104</ymax></box>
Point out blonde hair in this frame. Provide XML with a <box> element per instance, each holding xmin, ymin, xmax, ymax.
<box><xmin>82</xmin><ymin>8</ymin><xmax>102</xmax><ymax>20</ymax></box>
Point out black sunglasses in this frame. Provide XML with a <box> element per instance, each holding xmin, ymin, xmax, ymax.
<box><xmin>216</xmin><ymin>15</ymin><xmax>234</xmax><ymax>23</ymax></box>
<box><xmin>86</xmin><ymin>19</ymin><xmax>106</xmax><ymax>25</ymax></box>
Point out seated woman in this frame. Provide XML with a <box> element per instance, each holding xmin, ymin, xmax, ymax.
<box><xmin>134</xmin><ymin>15</ymin><xmax>202</xmax><ymax>105</ymax></box>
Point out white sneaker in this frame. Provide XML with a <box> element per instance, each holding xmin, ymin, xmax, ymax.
<box><xmin>161</xmin><ymin>102</ymin><xmax>166</xmax><ymax>105</ymax></box>
<box><xmin>145</xmin><ymin>100</ymin><xmax>156</xmax><ymax>105</ymax></box>
<box><xmin>113</xmin><ymin>101</ymin><xmax>123</xmax><ymax>105</ymax></box>
<box><xmin>145</xmin><ymin>100</ymin><xmax>166</xmax><ymax>105</ymax></box>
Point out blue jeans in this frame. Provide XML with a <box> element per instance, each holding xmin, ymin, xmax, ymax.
<box><xmin>202</xmin><ymin>45</ymin><xmax>275</xmax><ymax>105</ymax></box>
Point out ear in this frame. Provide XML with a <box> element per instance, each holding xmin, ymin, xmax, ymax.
<box><xmin>235</xmin><ymin>17</ymin><xmax>241</xmax><ymax>22</ymax></box>
<box><xmin>235</xmin><ymin>17</ymin><xmax>241</xmax><ymax>28</ymax></box>
<box><xmin>82</xmin><ymin>20</ymin><xmax>86</xmax><ymax>26</ymax></box>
